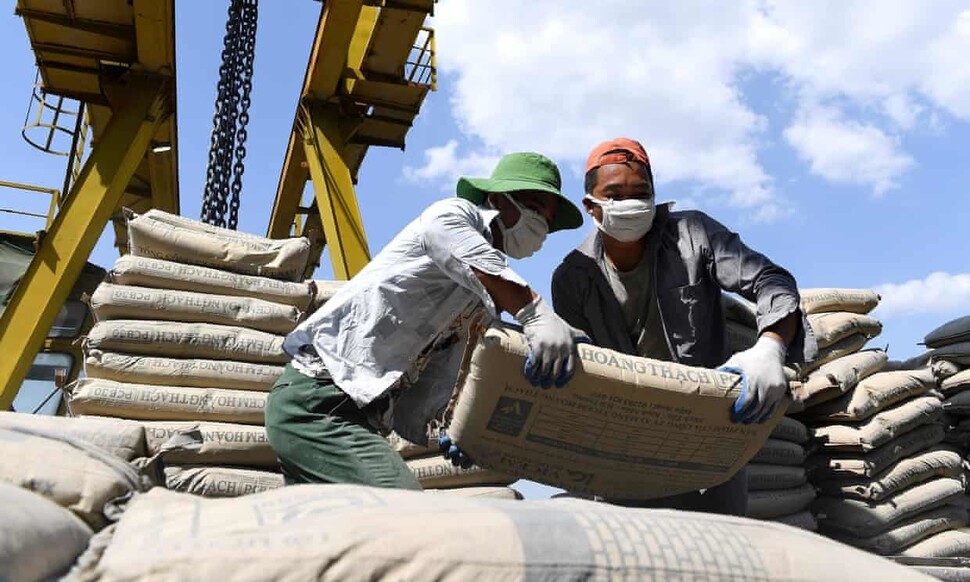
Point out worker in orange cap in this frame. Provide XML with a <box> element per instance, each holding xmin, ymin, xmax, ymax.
<box><xmin>551</xmin><ymin>138</ymin><xmax>817</xmax><ymax>515</ymax></box>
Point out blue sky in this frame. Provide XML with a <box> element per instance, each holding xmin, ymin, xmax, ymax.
<box><xmin>1</xmin><ymin>2</ymin><xmax>969</xmax><ymax>496</ymax></box>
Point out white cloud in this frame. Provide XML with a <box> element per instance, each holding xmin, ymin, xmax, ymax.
<box><xmin>783</xmin><ymin>105</ymin><xmax>915</xmax><ymax>195</ymax></box>
<box><xmin>874</xmin><ymin>272</ymin><xmax>970</xmax><ymax>317</ymax></box>
<box><xmin>402</xmin><ymin>140</ymin><xmax>498</xmax><ymax>188</ymax></box>
<box><xmin>413</xmin><ymin>1</ymin><xmax>970</xmax><ymax>218</ymax></box>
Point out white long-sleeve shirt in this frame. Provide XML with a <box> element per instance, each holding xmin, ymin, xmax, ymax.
<box><xmin>283</xmin><ymin>198</ymin><xmax>527</xmax><ymax>439</ymax></box>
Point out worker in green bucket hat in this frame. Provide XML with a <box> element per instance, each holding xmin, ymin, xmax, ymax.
<box><xmin>266</xmin><ymin>151</ymin><xmax>589</xmax><ymax>489</ymax></box>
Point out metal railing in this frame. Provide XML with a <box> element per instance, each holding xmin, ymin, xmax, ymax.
<box><xmin>405</xmin><ymin>26</ymin><xmax>436</xmax><ymax>89</ymax></box>
<box><xmin>0</xmin><ymin>180</ymin><xmax>61</xmax><ymax>233</ymax></box>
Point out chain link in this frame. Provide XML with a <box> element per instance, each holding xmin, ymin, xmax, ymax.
<box><xmin>201</xmin><ymin>0</ymin><xmax>258</xmax><ymax>230</ymax></box>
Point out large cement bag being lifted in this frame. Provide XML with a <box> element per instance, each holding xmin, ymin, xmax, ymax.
<box><xmin>0</xmin><ymin>482</ymin><xmax>93</xmax><ymax>582</ymax></box>
<box><xmin>69</xmin><ymin>485</ymin><xmax>928</xmax><ymax>581</ymax></box>
<box><xmin>85</xmin><ymin>320</ymin><xmax>288</xmax><ymax>363</ymax></box>
<box><xmin>142</xmin><ymin>421</ymin><xmax>276</xmax><ymax>468</ymax></box>
<box><xmin>445</xmin><ymin>327</ymin><xmax>785</xmax><ymax>499</ymax></box>
<box><xmin>0</xmin><ymin>411</ymin><xmax>146</xmax><ymax>461</ymax></box>
<box><xmin>800</xmin><ymin>288</ymin><xmax>881</xmax><ymax>315</ymax></box>
<box><xmin>0</xmin><ymin>426</ymin><xmax>152</xmax><ymax>530</ymax></box>
<box><xmin>126</xmin><ymin>209</ymin><xmax>311</xmax><ymax>282</ymax></box>
<box><xmin>107</xmin><ymin>255</ymin><xmax>314</xmax><ymax>310</ymax></box>
<box><xmin>164</xmin><ymin>465</ymin><xmax>284</xmax><ymax>498</ymax></box>
<box><xmin>89</xmin><ymin>283</ymin><xmax>301</xmax><ymax>335</ymax></box>
<box><xmin>68</xmin><ymin>378</ymin><xmax>266</xmax><ymax>425</ymax></box>
<box><xmin>84</xmin><ymin>350</ymin><xmax>283</xmax><ymax>392</ymax></box>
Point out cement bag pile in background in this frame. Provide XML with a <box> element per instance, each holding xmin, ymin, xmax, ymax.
<box><xmin>386</xmin><ymin>431</ymin><xmax>521</xmax><ymax>499</ymax></box>
<box><xmin>746</xmin><ymin>416</ymin><xmax>817</xmax><ymax>530</ymax></box>
<box><xmin>68</xmin><ymin>484</ymin><xmax>928</xmax><ymax>581</ymax></box>
<box><xmin>73</xmin><ymin>210</ymin><xmax>325</xmax><ymax>498</ymax></box>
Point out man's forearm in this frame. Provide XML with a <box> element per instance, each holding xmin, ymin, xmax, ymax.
<box><xmin>762</xmin><ymin>311</ymin><xmax>798</xmax><ymax>348</ymax></box>
<box><xmin>472</xmin><ymin>267</ymin><xmax>535</xmax><ymax>315</ymax></box>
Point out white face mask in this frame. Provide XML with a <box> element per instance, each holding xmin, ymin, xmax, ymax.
<box><xmin>496</xmin><ymin>194</ymin><xmax>549</xmax><ymax>259</ymax></box>
<box><xmin>585</xmin><ymin>196</ymin><xmax>655</xmax><ymax>242</ymax></box>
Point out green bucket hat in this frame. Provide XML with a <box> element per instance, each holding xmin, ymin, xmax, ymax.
<box><xmin>456</xmin><ymin>152</ymin><xmax>583</xmax><ymax>232</ymax></box>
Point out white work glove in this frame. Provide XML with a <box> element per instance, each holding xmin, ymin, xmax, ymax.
<box><xmin>514</xmin><ymin>296</ymin><xmax>590</xmax><ymax>388</ymax></box>
<box><xmin>719</xmin><ymin>335</ymin><xmax>788</xmax><ymax>424</ymax></box>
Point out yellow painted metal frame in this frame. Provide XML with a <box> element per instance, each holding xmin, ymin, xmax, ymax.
<box><xmin>0</xmin><ymin>75</ymin><xmax>168</xmax><ymax>410</ymax></box>
<box><xmin>301</xmin><ymin>102</ymin><xmax>371</xmax><ymax>280</ymax></box>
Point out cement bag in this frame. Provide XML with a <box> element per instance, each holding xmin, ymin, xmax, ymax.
<box><xmin>902</xmin><ymin>528</ymin><xmax>970</xmax><ymax>558</ymax></box>
<box><xmin>945</xmin><ymin>391</ymin><xmax>970</xmax><ymax>415</ymax></box>
<box><xmin>108</xmin><ymin>255</ymin><xmax>313</xmax><ymax>309</ymax></box>
<box><xmin>814</xmin><ymin>477</ymin><xmax>965</xmax><ymax>538</ymax></box>
<box><xmin>943</xmin><ymin>370</ymin><xmax>970</xmax><ymax>397</ymax></box>
<box><xmin>85</xmin><ymin>320</ymin><xmax>288</xmax><ymax>363</ymax></box>
<box><xmin>933</xmin><ymin>342</ymin><xmax>970</xmax><ymax>367</ymax></box>
<box><xmin>721</xmin><ymin>293</ymin><xmax>758</xmax><ymax>328</ymax></box>
<box><xmin>0</xmin><ymin>411</ymin><xmax>146</xmax><ymax>461</ymax></box>
<box><xmin>0</xmin><ymin>482</ymin><xmax>92</xmax><ymax>582</ymax></box>
<box><xmin>126</xmin><ymin>208</ymin><xmax>310</xmax><ymax>282</ymax></box>
<box><xmin>446</xmin><ymin>327</ymin><xmax>785</xmax><ymax>500</ymax></box>
<box><xmin>771</xmin><ymin>416</ymin><xmax>809</xmax><ymax>444</ymax></box>
<box><xmin>386</xmin><ymin>431</ymin><xmax>438</xmax><ymax>460</ymax></box>
<box><xmin>808</xmin><ymin>312</ymin><xmax>883</xmax><ymax>349</ymax></box>
<box><xmin>68</xmin><ymin>378</ymin><xmax>266</xmax><ymax>425</ymax></box>
<box><xmin>143</xmin><ymin>421</ymin><xmax>276</xmax><ymax>468</ymax></box>
<box><xmin>814</xmin><ymin>447</ymin><xmax>964</xmax><ymax>502</ymax></box>
<box><xmin>793</xmin><ymin>349</ymin><xmax>887</xmax><ymax>408</ymax></box>
<box><xmin>927</xmin><ymin>317</ymin><xmax>970</xmax><ymax>349</ymax></box>
<box><xmin>406</xmin><ymin>454</ymin><xmax>515</xmax><ymax>488</ymax></box>
<box><xmin>811</xmin><ymin>395</ymin><xmax>943</xmax><ymax>452</ymax></box>
<box><xmin>802</xmin><ymin>368</ymin><xmax>936</xmax><ymax>423</ymax></box>
<box><xmin>747</xmin><ymin>483</ymin><xmax>816</xmax><ymax>519</ymax></box>
<box><xmin>164</xmin><ymin>465</ymin><xmax>283</xmax><ymax>497</ymax></box>
<box><xmin>70</xmin><ymin>485</ymin><xmax>928</xmax><ymax>581</ymax></box>
<box><xmin>307</xmin><ymin>280</ymin><xmax>345</xmax><ymax>314</ymax></box>
<box><xmin>800</xmin><ymin>288</ymin><xmax>880</xmax><ymax>315</ymax></box>
<box><xmin>943</xmin><ymin>419</ymin><xmax>970</xmax><ymax>447</ymax></box>
<box><xmin>89</xmin><ymin>283</ymin><xmax>301</xmax><ymax>334</ymax></box>
<box><xmin>884</xmin><ymin>351</ymin><xmax>933</xmax><ymax>372</ymax></box>
<box><xmin>800</xmin><ymin>333</ymin><xmax>871</xmax><ymax>376</ymax></box>
<box><xmin>84</xmin><ymin>350</ymin><xmax>283</xmax><ymax>392</ymax></box>
<box><xmin>747</xmin><ymin>464</ymin><xmax>807</xmax><ymax>491</ymax></box>
<box><xmin>832</xmin><ymin>505</ymin><xmax>968</xmax><ymax>555</ymax></box>
<box><xmin>426</xmin><ymin>486</ymin><xmax>523</xmax><ymax>500</ymax></box>
<box><xmin>935</xmin><ymin>360</ymin><xmax>964</xmax><ymax>383</ymax></box>
<box><xmin>725</xmin><ymin>320</ymin><xmax>758</xmax><ymax>353</ymax></box>
<box><xmin>807</xmin><ymin>423</ymin><xmax>945</xmax><ymax>479</ymax></box>
<box><xmin>0</xmin><ymin>426</ymin><xmax>150</xmax><ymax>530</ymax></box>
<box><xmin>771</xmin><ymin>510</ymin><xmax>818</xmax><ymax>532</ymax></box>
<box><xmin>752</xmin><ymin>438</ymin><xmax>807</xmax><ymax>466</ymax></box>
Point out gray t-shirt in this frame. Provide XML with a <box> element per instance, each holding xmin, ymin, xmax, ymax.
<box><xmin>599</xmin><ymin>253</ymin><xmax>672</xmax><ymax>361</ymax></box>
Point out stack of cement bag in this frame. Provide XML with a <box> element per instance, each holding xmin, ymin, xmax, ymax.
<box><xmin>387</xmin><ymin>431</ymin><xmax>523</xmax><ymax>500</ymax></box>
<box><xmin>0</xmin><ymin>412</ymin><xmax>155</xmax><ymax>579</ymax></box>
<box><xmin>69</xmin><ymin>209</ymin><xmax>319</xmax><ymax>498</ymax></box>
<box><xmin>746</xmin><ymin>416</ymin><xmax>817</xmax><ymax>530</ymax></box>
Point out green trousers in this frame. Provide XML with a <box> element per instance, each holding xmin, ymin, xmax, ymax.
<box><xmin>264</xmin><ymin>364</ymin><xmax>422</xmax><ymax>489</ymax></box>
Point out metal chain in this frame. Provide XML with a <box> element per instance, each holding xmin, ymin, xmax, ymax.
<box><xmin>201</xmin><ymin>0</ymin><xmax>258</xmax><ymax>229</ymax></box>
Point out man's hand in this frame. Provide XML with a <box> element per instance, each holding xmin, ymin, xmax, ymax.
<box><xmin>514</xmin><ymin>296</ymin><xmax>590</xmax><ymax>388</ymax></box>
<box><xmin>719</xmin><ymin>335</ymin><xmax>788</xmax><ymax>424</ymax></box>
<box><xmin>438</xmin><ymin>432</ymin><xmax>473</xmax><ymax>469</ymax></box>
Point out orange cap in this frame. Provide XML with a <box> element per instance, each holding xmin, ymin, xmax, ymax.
<box><xmin>585</xmin><ymin>138</ymin><xmax>650</xmax><ymax>173</ymax></box>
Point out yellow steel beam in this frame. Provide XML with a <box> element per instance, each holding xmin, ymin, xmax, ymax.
<box><xmin>267</xmin><ymin>0</ymin><xmax>365</xmax><ymax>240</ymax></box>
<box><xmin>0</xmin><ymin>75</ymin><xmax>167</xmax><ymax>410</ymax></box>
<box><xmin>302</xmin><ymin>103</ymin><xmax>370</xmax><ymax>280</ymax></box>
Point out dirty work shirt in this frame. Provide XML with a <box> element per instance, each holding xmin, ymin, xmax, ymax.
<box><xmin>599</xmin><ymin>253</ymin><xmax>671</xmax><ymax>361</ymax></box>
<box><xmin>281</xmin><ymin>197</ymin><xmax>526</xmax><ymax>442</ymax></box>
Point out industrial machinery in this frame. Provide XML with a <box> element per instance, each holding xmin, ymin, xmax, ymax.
<box><xmin>0</xmin><ymin>0</ymin><xmax>436</xmax><ymax>412</ymax></box>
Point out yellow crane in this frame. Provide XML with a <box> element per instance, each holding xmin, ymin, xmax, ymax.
<box><xmin>0</xmin><ymin>0</ymin><xmax>436</xmax><ymax>411</ymax></box>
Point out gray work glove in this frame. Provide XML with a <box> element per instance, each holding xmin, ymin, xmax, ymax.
<box><xmin>514</xmin><ymin>296</ymin><xmax>590</xmax><ymax>388</ymax></box>
<box><xmin>719</xmin><ymin>335</ymin><xmax>788</xmax><ymax>424</ymax></box>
